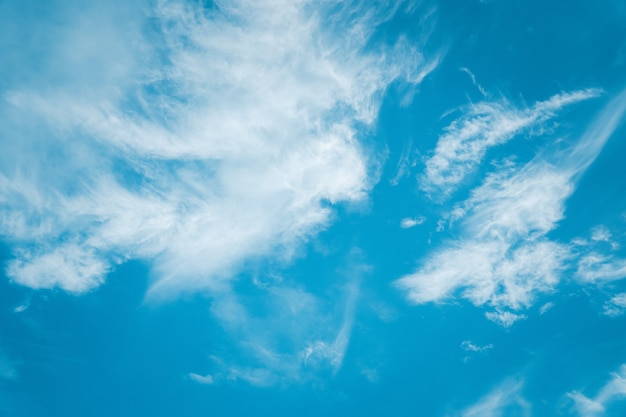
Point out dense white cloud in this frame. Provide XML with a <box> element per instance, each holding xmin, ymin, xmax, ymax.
<box><xmin>421</xmin><ymin>89</ymin><xmax>601</xmax><ymax>196</ymax></box>
<box><xmin>568</xmin><ymin>365</ymin><xmax>626</xmax><ymax>417</ymax></box>
<box><xmin>397</xmin><ymin>89</ymin><xmax>626</xmax><ymax>321</ymax></box>
<box><xmin>0</xmin><ymin>0</ymin><xmax>437</xmax><ymax>296</ymax></box>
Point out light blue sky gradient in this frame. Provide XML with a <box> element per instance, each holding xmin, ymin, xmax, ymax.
<box><xmin>2</xmin><ymin>0</ymin><xmax>626</xmax><ymax>416</ymax></box>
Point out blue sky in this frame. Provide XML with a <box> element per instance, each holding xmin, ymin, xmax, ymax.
<box><xmin>1</xmin><ymin>0</ymin><xmax>626</xmax><ymax>415</ymax></box>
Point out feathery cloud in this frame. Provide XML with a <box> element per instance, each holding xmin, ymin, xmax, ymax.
<box><xmin>397</xmin><ymin>89</ymin><xmax>626</xmax><ymax>321</ymax></box>
<box><xmin>568</xmin><ymin>365</ymin><xmax>626</xmax><ymax>417</ymax></box>
<box><xmin>457</xmin><ymin>378</ymin><xmax>530</xmax><ymax>417</ymax></box>
<box><xmin>576</xmin><ymin>253</ymin><xmax>626</xmax><ymax>283</ymax></box>
<box><xmin>421</xmin><ymin>89</ymin><xmax>601</xmax><ymax>196</ymax></box>
<box><xmin>191</xmin><ymin>278</ymin><xmax>360</xmax><ymax>386</ymax></box>
<box><xmin>0</xmin><ymin>0</ymin><xmax>438</xmax><ymax>296</ymax></box>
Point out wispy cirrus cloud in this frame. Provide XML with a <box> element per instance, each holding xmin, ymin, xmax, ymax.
<box><xmin>396</xmin><ymin>89</ymin><xmax>626</xmax><ymax>323</ymax></box>
<box><xmin>576</xmin><ymin>253</ymin><xmax>626</xmax><ymax>283</ymax></box>
<box><xmin>421</xmin><ymin>88</ymin><xmax>601</xmax><ymax>196</ymax></box>
<box><xmin>568</xmin><ymin>364</ymin><xmax>626</xmax><ymax>417</ymax></box>
<box><xmin>455</xmin><ymin>378</ymin><xmax>530</xmax><ymax>417</ymax></box>
<box><xmin>397</xmin><ymin>160</ymin><xmax>574</xmax><ymax>316</ymax></box>
<box><xmin>188</xmin><ymin>277</ymin><xmax>360</xmax><ymax>386</ymax></box>
<box><xmin>0</xmin><ymin>0</ymin><xmax>438</xmax><ymax>296</ymax></box>
<box><xmin>459</xmin><ymin>67</ymin><xmax>487</xmax><ymax>97</ymax></box>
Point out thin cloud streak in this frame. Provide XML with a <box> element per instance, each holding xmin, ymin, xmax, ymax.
<box><xmin>567</xmin><ymin>88</ymin><xmax>626</xmax><ymax>177</ymax></box>
<box><xmin>459</xmin><ymin>67</ymin><xmax>487</xmax><ymax>97</ymax></box>
<box><xmin>457</xmin><ymin>378</ymin><xmax>530</xmax><ymax>417</ymax></box>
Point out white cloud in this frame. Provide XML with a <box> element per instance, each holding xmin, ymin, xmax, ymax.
<box><xmin>485</xmin><ymin>310</ymin><xmax>527</xmax><ymax>328</ymax></box>
<box><xmin>539</xmin><ymin>301</ymin><xmax>554</xmax><ymax>315</ymax></box>
<box><xmin>0</xmin><ymin>0</ymin><xmax>438</xmax><ymax>296</ymax></box>
<box><xmin>568</xmin><ymin>364</ymin><xmax>626</xmax><ymax>417</ymax></box>
<box><xmin>461</xmin><ymin>340</ymin><xmax>493</xmax><ymax>353</ymax></box>
<box><xmin>188</xmin><ymin>373</ymin><xmax>214</xmax><ymax>385</ymax></box>
<box><xmin>459</xmin><ymin>67</ymin><xmax>487</xmax><ymax>97</ymax></box>
<box><xmin>576</xmin><ymin>253</ymin><xmax>626</xmax><ymax>283</ymax></box>
<box><xmin>572</xmin><ymin>224</ymin><xmax>626</xmax><ymax>283</ymax></box>
<box><xmin>591</xmin><ymin>225</ymin><xmax>612</xmax><ymax>242</ymax></box>
<box><xmin>457</xmin><ymin>378</ymin><xmax>530</xmax><ymax>417</ymax></box>
<box><xmin>193</xmin><ymin>278</ymin><xmax>360</xmax><ymax>386</ymax></box>
<box><xmin>301</xmin><ymin>280</ymin><xmax>358</xmax><ymax>375</ymax></box>
<box><xmin>13</xmin><ymin>302</ymin><xmax>30</xmax><ymax>314</ymax></box>
<box><xmin>400</xmin><ymin>216</ymin><xmax>426</xmax><ymax>229</ymax></box>
<box><xmin>421</xmin><ymin>88</ymin><xmax>601</xmax><ymax>196</ymax></box>
<box><xmin>6</xmin><ymin>244</ymin><xmax>108</xmax><ymax>294</ymax></box>
<box><xmin>397</xmin><ymin>88</ymin><xmax>626</xmax><ymax>321</ymax></box>
<box><xmin>603</xmin><ymin>293</ymin><xmax>626</xmax><ymax>317</ymax></box>
<box><xmin>396</xmin><ymin>164</ymin><xmax>572</xmax><ymax>312</ymax></box>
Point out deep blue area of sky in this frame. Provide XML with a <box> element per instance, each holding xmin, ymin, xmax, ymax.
<box><xmin>1</xmin><ymin>0</ymin><xmax>626</xmax><ymax>416</ymax></box>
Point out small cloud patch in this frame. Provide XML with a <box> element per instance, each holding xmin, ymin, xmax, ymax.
<box><xmin>400</xmin><ymin>216</ymin><xmax>426</xmax><ymax>229</ymax></box>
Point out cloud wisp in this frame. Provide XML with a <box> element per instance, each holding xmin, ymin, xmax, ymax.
<box><xmin>396</xmin><ymin>89</ymin><xmax>626</xmax><ymax>324</ymax></box>
<box><xmin>189</xmin><ymin>278</ymin><xmax>360</xmax><ymax>386</ymax></box>
<box><xmin>456</xmin><ymin>378</ymin><xmax>530</xmax><ymax>417</ymax></box>
<box><xmin>568</xmin><ymin>364</ymin><xmax>626</xmax><ymax>417</ymax></box>
<box><xmin>576</xmin><ymin>253</ymin><xmax>626</xmax><ymax>283</ymax></box>
<box><xmin>400</xmin><ymin>216</ymin><xmax>426</xmax><ymax>229</ymax></box>
<box><xmin>0</xmin><ymin>0</ymin><xmax>438</xmax><ymax>296</ymax></box>
<box><xmin>459</xmin><ymin>67</ymin><xmax>487</xmax><ymax>98</ymax></box>
<box><xmin>421</xmin><ymin>89</ymin><xmax>601</xmax><ymax>197</ymax></box>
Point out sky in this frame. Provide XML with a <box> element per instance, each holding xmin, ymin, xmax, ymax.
<box><xmin>1</xmin><ymin>0</ymin><xmax>626</xmax><ymax>416</ymax></box>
